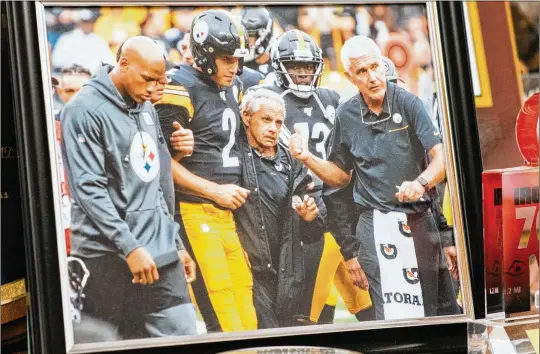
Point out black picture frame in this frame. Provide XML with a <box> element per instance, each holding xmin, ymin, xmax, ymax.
<box><xmin>5</xmin><ymin>1</ymin><xmax>484</xmax><ymax>353</ymax></box>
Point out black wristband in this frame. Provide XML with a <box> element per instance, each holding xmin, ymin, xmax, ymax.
<box><xmin>416</xmin><ymin>176</ymin><xmax>429</xmax><ymax>189</ymax></box>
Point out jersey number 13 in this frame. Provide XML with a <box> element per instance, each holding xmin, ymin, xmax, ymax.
<box><xmin>294</xmin><ymin>122</ymin><xmax>331</xmax><ymax>160</ymax></box>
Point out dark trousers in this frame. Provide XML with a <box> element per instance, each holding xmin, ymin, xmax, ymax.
<box><xmin>252</xmin><ymin>269</ymin><xmax>306</xmax><ymax>329</ymax></box>
<box><xmin>297</xmin><ymin>236</ymin><xmax>325</xmax><ymax>321</ymax></box>
<box><xmin>252</xmin><ymin>270</ymin><xmax>280</xmax><ymax>329</ymax></box>
<box><xmin>355</xmin><ymin>209</ymin><xmax>460</xmax><ymax>320</ymax></box>
<box><xmin>77</xmin><ymin>253</ymin><xmax>196</xmax><ymax>342</ymax></box>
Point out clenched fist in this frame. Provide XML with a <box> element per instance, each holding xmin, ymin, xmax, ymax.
<box><xmin>212</xmin><ymin>184</ymin><xmax>251</xmax><ymax>210</ymax></box>
<box><xmin>289</xmin><ymin>126</ymin><xmax>310</xmax><ymax>162</ymax></box>
<box><xmin>170</xmin><ymin>121</ymin><xmax>194</xmax><ymax>158</ymax></box>
<box><xmin>395</xmin><ymin>180</ymin><xmax>425</xmax><ymax>203</ymax></box>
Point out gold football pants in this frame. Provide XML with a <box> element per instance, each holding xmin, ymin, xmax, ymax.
<box><xmin>310</xmin><ymin>233</ymin><xmax>372</xmax><ymax>322</ymax></box>
<box><xmin>180</xmin><ymin>202</ymin><xmax>257</xmax><ymax>332</ymax></box>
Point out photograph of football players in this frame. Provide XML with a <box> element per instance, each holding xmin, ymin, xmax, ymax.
<box><xmin>251</xmin><ymin>29</ymin><xmax>372</xmax><ymax>325</ymax></box>
<box><xmin>288</xmin><ymin>35</ymin><xmax>460</xmax><ymax>321</ymax></box>
<box><xmin>234</xmin><ymin>87</ymin><xmax>324</xmax><ymax>329</ymax></box>
<box><xmin>60</xmin><ymin>36</ymin><xmax>197</xmax><ymax>341</ymax></box>
<box><xmin>154</xmin><ymin>10</ymin><xmax>257</xmax><ymax>333</ymax></box>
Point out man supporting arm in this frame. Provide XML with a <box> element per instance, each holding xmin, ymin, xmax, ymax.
<box><xmin>170</xmin><ymin>158</ymin><xmax>250</xmax><ymax>210</ymax></box>
<box><xmin>157</xmin><ymin>98</ymin><xmax>251</xmax><ymax>211</ymax></box>
<box><xmin>288</xmin><ymin>127</ymin><xmax>352</xmax><ymax>188</ymax></box>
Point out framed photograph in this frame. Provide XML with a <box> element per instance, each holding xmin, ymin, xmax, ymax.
<box><xmin>5</xmin><ymin>1</ymin><xmax>484</xmax><ymax>353</ymax></box>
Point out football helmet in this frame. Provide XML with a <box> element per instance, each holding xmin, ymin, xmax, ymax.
<box><xmin>271</xmin><ymin>30</ymin><xmax>324</xmax><ymax>98</ymax></box>
<box><xmin>240</xmin><ymin>7</ymin><xmax>273</xmax><ymax>63</ymax></box>
<box><xmin>190</xmin><ymin>9</ymin><xmax>250</xmax><ymax>76</ymax></box>
<box><xmin>382</xmin><ymin>56</ymin><xmax>404</xmax><ymax>84</ymax></box>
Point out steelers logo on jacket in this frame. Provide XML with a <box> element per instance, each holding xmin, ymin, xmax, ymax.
<box><xmin>403</xmin><ymin>267</ymin><xmax>420</xmax><ymax>285</ymax></box>
<box><xmin>379</xmin><ymin>243</ymin><xmax>398</xmax><ymax>259</ymax></box>
<box><xmin>130</xmin><ymin>131</ymin><xmax>160</xmax><ymax>183</ymax></box>
<box><xmin>398</xmin><ymin>220</ymin><xmax>412</xmax><ymax>237</ymax></box>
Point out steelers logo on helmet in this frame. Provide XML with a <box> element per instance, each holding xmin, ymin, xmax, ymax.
<box><xmin>398</xmin><ymin>220</ymin><xmax>412</xmax><ymax>237</ymax></box>
<box><xmin>189</xmin><ymin>9</ymin><xmax>249</xmax><ymax>77</ymax></box>
<box><xmin>403</xmin><ymin>267</ymin><xmax>420</xmax><ymax>285</ymax></box>
<box><xmin>130</xmin><ymin>131</ymin><xmax>160</xmax><ymax>183</ymax></box>
<box><xmin>325</xmin><ymin>105</ymin><xmax>336</xmax><ymax>125</ymax></box>
<box><xmin>192</xmin><ymin>20</ymin><xmax>209</xmax><ymax>44</ymax></box>
<box><xmin>379</xmin><ymin>243</ymin><xmax>398</xmax><ymax>260</ymax></box>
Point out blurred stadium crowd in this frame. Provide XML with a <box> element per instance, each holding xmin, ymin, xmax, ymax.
<box><xmin>46</xmin><ymin>5</ymin><xmax>436</xmax><ymax>104</ymax></box>
<box><xmin>46</xmin><ymin>3</ymin><xmax>539</xmax><ymax>106</ymax></box>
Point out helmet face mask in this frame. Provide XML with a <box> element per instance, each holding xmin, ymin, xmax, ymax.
<box><xmin>190</xmin><ymin>9</ymin><xmax>249</xmax><ymax>77</ymax></box>
<box><xmin>279</xmin><ymin>59</ymin><xmax>323</xmax><ymax>98</ymax></box>
<box><xmin>240</xmin><ymin>7</ymin><xmax>273</xmax><ymax>63</ymax></box>
<box><xmin>271</xmin><ymin>30</ymin><xmax>324</xmax><ymax>98</ymax></box>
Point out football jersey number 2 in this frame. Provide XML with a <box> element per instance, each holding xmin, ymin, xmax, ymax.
<box><xmin>222</xmin><ymin>108</ymin><xmax>239</xmax><ymax>168</ymax></box>
<box><xmin>294</xmin><ymin>122</ymin><xmax>331</xmax><ymax>160</ymax></box>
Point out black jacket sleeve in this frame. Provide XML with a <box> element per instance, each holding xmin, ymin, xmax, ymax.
<box><xmin>299</xmin><ymin>193</ymin><xmax>326</xmax><ymax>245</ymax></box>
<box><xmin>290</xmin><ymin>159</ymin><xmax>325</xmax><ymax>244</ymax></box>
<box><xmin>322</xmin><ymin>174</ymin><xmax>360</xmax><ymax>261</ymax></box>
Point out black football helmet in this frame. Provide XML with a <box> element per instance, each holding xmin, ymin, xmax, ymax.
<box><xmin>271</xmin><ymin>30</ymin><xmax>324</xmax><ymax>98</ymax></box>
<box><xmin>190</xmin><ymin>9</ymin><xmax>250</xmax><ymax>76</ymax></box>
<box><xmin>239</xmin><ymin>7</ymin><xmax>273</xmax><ymax>63</ymax></box>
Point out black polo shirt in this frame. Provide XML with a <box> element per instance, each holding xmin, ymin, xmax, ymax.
<box><xmin>327</xmin><ymin>82</ymin><xmax>442</xmax><ymax>214</ymax></box>
<box><xmin>252</xmin><ymin>147</ymin><xmax>290</xmax><ymax>267</ymax></box>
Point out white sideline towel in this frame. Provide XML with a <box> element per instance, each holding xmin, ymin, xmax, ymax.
<box><xmin>373</xmin><ymin>209</ymin><xmax>425</xmax><ymax>320</ymax></box>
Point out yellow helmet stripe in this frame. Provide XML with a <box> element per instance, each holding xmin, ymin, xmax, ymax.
<box><xmin>226</xmin><ymin>11</ymin><xmax>246</xmax><ymax>49</ymax></box>
<box><xmin>295</xmin><ymin>30</ymin><xmax>306</xmax><ymax>51</ymax></box>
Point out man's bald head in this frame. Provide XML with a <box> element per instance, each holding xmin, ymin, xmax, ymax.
<box><xmin>118</xmin><ymin>36</ymin><xmax>165</xmax><ymax>65</ymax></box>
<box><xmin>113</xmin><ymin>36</ymin><xmax>166</xmax><ymax>104</ymax></box>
